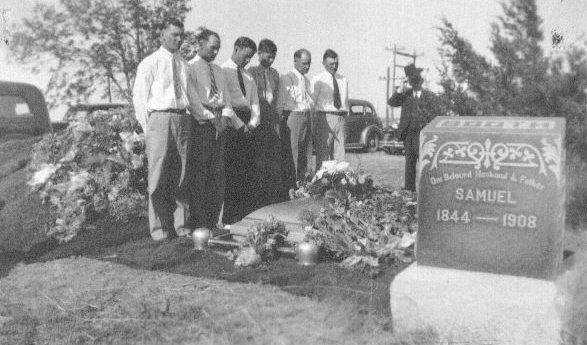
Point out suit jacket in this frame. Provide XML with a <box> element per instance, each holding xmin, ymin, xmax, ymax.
<box><xmin>247</xmin><ymin>65</ymin><xmax>280</xmax><ymax>124</ymax></box>
<box><xmin>388</xmin><ymin>88</ymin><xmax>438</xmax><ymax>142</ymax></box>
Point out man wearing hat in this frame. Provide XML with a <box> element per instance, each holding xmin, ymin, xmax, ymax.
<box><xmin>388</xmin><ymin>64</ymin><xmax>438</xmax><ymax>193</ymax></box>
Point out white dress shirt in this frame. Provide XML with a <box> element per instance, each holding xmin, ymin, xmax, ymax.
<box><xmin>221</xmin><ymin>59</ymin><xmax>261</xmax><ymax>128</ymax></box>
<box><xmin>311</xmin><ymin>70</ymin><xmax>349</xmax><ymax>112</ymax></box>
<box><xmin>278</xmin><ymin>69</ymin><xmax>313</xmax><ymax>113</ymax></box>
<box><xmin>187</xmin><ymin>55</ymin><xmax>244</xmax><ymax>129</ymax></box>
<box><xmin>133</xmin><ymin>47</ymin><xmax>197</xmax><ymax>131</ymax></box>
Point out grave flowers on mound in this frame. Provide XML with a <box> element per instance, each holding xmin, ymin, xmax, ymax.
<box><xmin>301</xmin><ymin>189</ymin><xmax>417</xmax><ymax>276</ymax></box>
<box><xmin>289</xmin><ymin>160</ymin><xmax>374</xmax><ymax>202</ymax></box>
<box><xmin>232</xmin><ymin>216</ymin><xmax>289</xmax><ymax>266</ymax></box>
<box><xmin>232</xmin><ymin>160</ymin><xmax>417</xmax><ymax>275</ymax></box>
<box><xmin>27</xmin><ymin>108</ymin><xmax>147</xmax><ymax>242</ymax></box>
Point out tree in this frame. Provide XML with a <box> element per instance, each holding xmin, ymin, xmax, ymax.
<box><xmin>8</xmin><ymin>0</ymin><xmax>193</xmax><ymax>108</ymax></box>
<box><xmin>437</xmin><ymin>0</ymin><xmax>587</xmax><ymax>228</ymax></box>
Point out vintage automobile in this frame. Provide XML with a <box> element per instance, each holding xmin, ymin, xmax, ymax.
<box><xmin>344</xmin><ymin>99</ymin><xmax>384</xmax><ymax>152</ymax></box>
<box><xmin>0</xmin><ymin>81</ymin><xmax>54</xmax><ymax>137</ymax></box>
<box><xmin>380</xmin><ymin>124</ymin><xmax>405</xmax><ymax>155</ymax></box>
<box><xmin>64</xmin><ymin>103</ymin><xmax>129</xmax><ymax>121</ymax></box>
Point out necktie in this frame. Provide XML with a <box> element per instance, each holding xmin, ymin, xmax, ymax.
<box><xmin>172</xmin><ymin>54</ymin><xmax>182</xmax><ymax>99</ymax></box>
<box><xmin>237</xmin><ymin>68</ymin><xmax>246</xmax><ymax>97</ymax></box>
<box><xmin>332</xmin><ymin>74</ymin><xmax>341</xmax><ymax>109</ymax></box>
<box><xmin>208</xmin><ymin>63</ymin><xmax>219</xmax><ymax>99</ymax></box>
<box><xmin>264</xmin><ymin>69</ymin><xmax>273</xmax><ymax>104</ymax></box>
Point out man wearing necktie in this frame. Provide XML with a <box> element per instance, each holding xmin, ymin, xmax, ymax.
<box><xmin>388</xmin><ymin>64</ymin><xmax>439</xmax><ymax>193</ymax></box>
<box><xmin>133</xmin><ymin>18</ymin><xmax>200</xmax><ymax>241</ymax></box>
<box><xmin>247</xmin><ymin>39</ymin><xmax>286</xmax><ymax>208</ymax></box>
<box><xmin>187</xmin><ymin>27</ymin><xmax>245</xmax><ymax>234</ymax></box>
<box><xmin>221</xmin><ymin>37</ymin><xmax>261</xmax><ymax>224</ymax></box>
<box><xmin>277</xmin><ymin>49</ymin><xmax>313</xmax><ymax>189</ymax></box>
<box><xmin>311</xmin><ymin>49</ymin><xmax>349</xmax><ymax>171</ymax></box>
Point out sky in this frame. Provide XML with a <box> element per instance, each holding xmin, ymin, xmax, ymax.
<box><xmin>1</xmin><ymin>0</ymin><xmax>585</xmax><ymax>121</ymax></box>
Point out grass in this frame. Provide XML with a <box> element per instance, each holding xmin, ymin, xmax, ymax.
<box><xmin>0</xmin><ymin>135</ymin><xmax>51</xmax><ymax>253</ymax></box>
<box><xmin>0</xmin><ymin>258</ymin><xmax>440</xmax><ymax>345</ymax></box>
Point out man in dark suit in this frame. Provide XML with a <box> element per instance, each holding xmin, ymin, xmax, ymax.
<box><xmin>248</xmin><ymin>39</ymin><xmax>287</xmax><ymax>207</ymax></box>
<box><xmin>388</xmin><ymin>64</ymin><xmax>438</xmax><ymax>193</ymax></box>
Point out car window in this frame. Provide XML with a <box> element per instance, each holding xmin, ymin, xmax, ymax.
<box><xmin>364</xmin><ymin>106</ymin><xmax>374</xmax><ymax>116</ymax></box>
<box><xmin>350</xmin><ymin>105</ymin><xmax>363</xmax><ymax>116</ymax></box>
<box><xmin>0</xmin><ymin>95</ymin><xmax>33</xmax><ymax>118</ymax></box>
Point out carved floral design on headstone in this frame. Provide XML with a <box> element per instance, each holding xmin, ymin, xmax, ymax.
<box><xmin>420</xmin><ymin>135</ymin><xmax>563</xmax><ymax>186</ymax></box>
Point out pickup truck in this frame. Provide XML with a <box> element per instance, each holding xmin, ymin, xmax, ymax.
<box><xmin>0</xmin><ymin>81</ymin><xmax>67</xmax><ymax>137</ymax></box>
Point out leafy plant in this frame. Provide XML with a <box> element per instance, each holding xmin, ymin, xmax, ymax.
<box><xmin>27</xmin><ymin>107</ymin><xmax>147</xmax><ymax>242</ymax></box>
<box><xmin>302</xmin><ymin>189</ymin><xmax>417</xmax><ymax>276</ymax></box>
<box><xmin>245</xmin><ymin>216</ymin><xmax>288</xmax><ymax>258</ymax></box>
<box><xmin>231</xmin><ymin>217</ymin><xmax>289</xmax><ymax>267</ymax></box>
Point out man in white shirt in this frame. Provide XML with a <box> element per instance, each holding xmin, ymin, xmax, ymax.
<box><xmin>311</xmin><ymin>49</ymin><xmax>349</xmax><ymax>170</ymax></box>
<box><xmin>221</xmin><ymin>36</ymin><xmax>261</xmax><ymax>224</ymax></box>
<box><xmin>278</xmin><ymin>49</ymin><xmax>313</xmax><ymax>188</ymax></box>
<box><xmin>132</xmin><ymin>18</ymin><xmax>198</xmax><ymax>241</ymax></box>
<box><xmin>187</xmin><ymin>27</ymin><xmax>244</xmax><ymax>233</ymax></box>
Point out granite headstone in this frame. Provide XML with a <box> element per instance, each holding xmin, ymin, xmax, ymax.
<box><xmin>417</xmin><ymin>116</ymin><xmax>566</xmax><ymax>280</ymax></box>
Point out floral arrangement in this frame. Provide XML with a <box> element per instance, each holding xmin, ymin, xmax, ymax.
<box><xmin>232</xmin><ymin>217</ymin><xmax>289</xmax><ymax>266</ymax></box>
<box><xmin>301</xmin><ymin>188</ymin><xmax>417</xmax><ymax>275</ymax></box>
<box><xmin>27</xmin><ymin>107</ymin><xmax>147</xmax><ymax>242</ymax></box>
<box><xmin>289</xmin><ymin>160</ymin><xmax>374</xmax><ymax>201</ymax></box>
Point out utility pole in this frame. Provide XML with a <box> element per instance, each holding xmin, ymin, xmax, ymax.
<box><xmin>382</xmin><ymin>45</ymin><xmax>422</xmax><ymax>126</ymax></box>
<box><xmin>378</xmin><ymin>67</ymin><xmax>391</xmax><ymax>126</ymax></box>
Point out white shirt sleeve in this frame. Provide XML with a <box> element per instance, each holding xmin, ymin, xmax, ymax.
<box><xmin>132</xmin><ymin>59</ymin><xmax>153</xmax><ymax>131</ymax></box>
<box><xmin>249</xmin><ymin>79</ymin><xmax>261</xmax><ymax>128</ymax></box>
<box><xmin>221</xmin><ymin>79</ymin><xmax>244</xmax><ymax>129</ymax></box>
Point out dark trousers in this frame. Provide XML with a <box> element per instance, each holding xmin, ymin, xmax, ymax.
<box><xmin>404</xmin><ymin>131</ymin><xmax>419</xmax><ymax>192</ymax></box>
<box><xmin>189</xmin><ymin>121</ymin><xmax>225</xmax><ymax>229</ymax></box>
<box><xmin>254</xmin><ymin>120</ymin><xmax>287</xmax><ymax>207</ymax></box>
<box><xmin>223</xmin><ymin>109</ymin><xmax>257</xmax><ymax>224</ymax></box>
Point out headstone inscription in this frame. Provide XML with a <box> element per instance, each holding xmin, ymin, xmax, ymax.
<box><xmin>417</xmin><ymin>116</ymin><xmax>566</xmax><ymax>280</ymax></box>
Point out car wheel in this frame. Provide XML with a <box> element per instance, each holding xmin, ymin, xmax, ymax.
<box><xmin>367</xmin><ymin>133</ymin><xmax>379</xmax><ymax>153</ymax></box>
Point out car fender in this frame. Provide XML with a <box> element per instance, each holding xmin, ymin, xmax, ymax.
<box><xmin>360</xmin><ymin>125</ymin><xmax>383</xmax><ymax>146</ymax></box>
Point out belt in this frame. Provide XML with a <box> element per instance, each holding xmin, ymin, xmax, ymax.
<box><xmin>317</xmin><ymin>110</ymin><xmax>347</xmax><ymax>116</ymax></box>
<box><xmin>151</xmin><ymin>108</ymin><xmax>187</xmax><ymax>115</ymax></box>
<box><xmin>203</xmin><ymin>104</ymin><xmax>224</xmax><ymax>112</ymax></box>
<box><xmin>232</xmin><ymin>106</ymin><xmax>251</xmax><ymax>114</ymax></box>
<box><xmin>283</xmin><ymin>110</ymin><xmax>310</xmax><ymax>115</ymax></box>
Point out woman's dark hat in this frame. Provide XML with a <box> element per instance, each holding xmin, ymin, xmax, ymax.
<box><xmin>404</xmin><ymin>64</ymin><xmax>423</xmax><ymax>79</ymax></box>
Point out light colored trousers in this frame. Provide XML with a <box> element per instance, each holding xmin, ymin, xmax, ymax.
<box><xmin>286</xmin><ymin>111</ymin><xmax>311</xmax><ymax>180</ymax></box>
<box><xmin>145</xmin><ymin>111</ymin><xmax>192</xmax><ymax>240</ymax></box>
<box><xmin>314</xmin><ymin>112</ymin><xmax>346</xmax><ymax>170</ymax></box>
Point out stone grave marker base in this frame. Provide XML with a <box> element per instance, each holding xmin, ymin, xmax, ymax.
<box><xmin>390</xmin><ymin>263</ymin><xmax>560</xmax><ymax>345</ymax></box>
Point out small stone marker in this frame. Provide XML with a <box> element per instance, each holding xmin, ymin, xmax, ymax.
<box><xmin>417</xmin><ymin>116</ymin><xmax>566</xmax><ymax>280</ymax></box>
